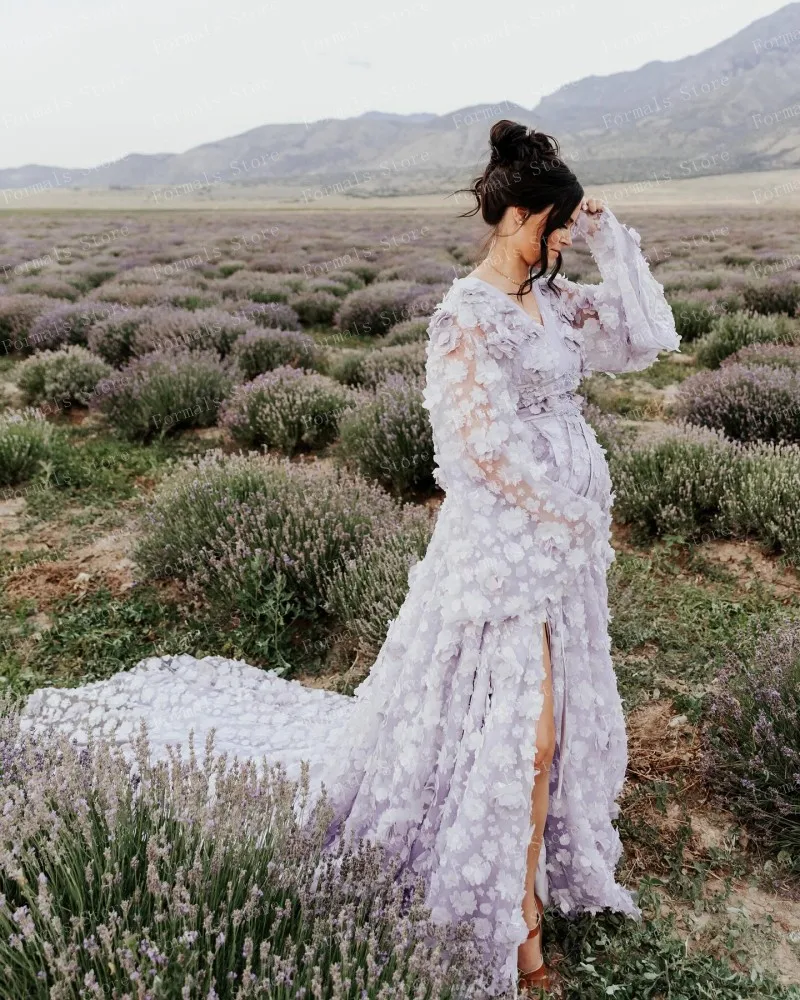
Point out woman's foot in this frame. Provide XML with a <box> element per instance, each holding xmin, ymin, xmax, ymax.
<box><xmin>517</xmin><ymin>894</ymin><xmax>550</xmax><ymax>991</ymax></box>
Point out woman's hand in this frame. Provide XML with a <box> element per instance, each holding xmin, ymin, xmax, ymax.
<box><xmin>581</xmin><ymin>197</ymin><xmax>606</xmax><ymax>215</ymax></box>
<box><xmin>576</xmin><ymin>197</ymin><xmax>607</xmax><ymax>238</ymax></box>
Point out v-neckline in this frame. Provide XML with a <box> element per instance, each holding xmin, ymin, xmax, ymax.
<box><xmin>461</xmin><ymin>275</ymin><xmax>546</xmax><ymax>331</ymax></box>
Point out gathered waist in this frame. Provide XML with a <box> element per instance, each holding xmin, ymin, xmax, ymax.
<box><xmin>517</xmin><ymin>393</ymin><xmax>585</xmax><ymax>422</ymax></box>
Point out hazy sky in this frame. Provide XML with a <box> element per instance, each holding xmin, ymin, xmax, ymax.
<box><xmin>0</xmin><ymin>0</ymin><xmax>788</xmax><ymax>169</ymax></box>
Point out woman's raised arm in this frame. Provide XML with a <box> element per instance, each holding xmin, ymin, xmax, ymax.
<box><xmin>553</xmin><ymin>206</ymin><xmax>682</xmax><ymax>377</ymax></box>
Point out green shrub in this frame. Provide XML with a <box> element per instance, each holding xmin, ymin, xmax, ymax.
<box><xmin>288</xmin><ymin>289</ymin><xmax>340</xmax><ymax>327</ymax></box>
<box><xmin>610</xmin><ymin>423</ymin><xmax>741</xmax><ymax>539</ymax></box>
<box><xmin>742</xmin><ymin>281</ymin><xmax>800</xmax><ymax>316</ymax></box>
<box><xmin>87</xmin><ymin>307</ymin><xmax>154</xmax><ymax>366</ymax></box>
<box><xmin>326</xmin><ymin>505</ymin><xmax>434</xmax><ymax>650</ymax></box>
<box><xmin>0</xmin><ymin>295</ymin><xmax>62</xmax><ymax>352</ymax></box>
<box><xmin>334</xmin><ymin>281</ymin><xmax>426</xmax><ymax>336</ymax></box>
<box><xmin>694</xmin><ymin>310</ymin><xmax>796</xmax><ymax>369</ymax></box>
<box><xmin>383</xmin><ymin>318</ymin><xmax>429</xmax><ymax>346</ymax></box>
<box><xmin>92</xmin><ymin>349</ymin><xmax>234</xmax><ymax>441</ymax></box>
<box><xmin>231</xmin><ymin>328</ymin><xmax>321</xmax><ymax>380</ymax></box>
<box><xmin>134</xmin><ymin>450</ymin><xmax>410</xmax><ymax>630</ymax></box>
<box><xmin>16</xmin><ymin>346</ymin><xmax>114</xmax><ymax>407</ymax></box>
<box><xmin>357</xmin><ymin>342</ymin><xmax>427</xmax><ymax>389</ymax></box>
<box><xmin>0</xmin><ymin>706</ymin><xmax>482</xmax><ymax>998</ymax></box>
<box><xmin>326</xmin><ymin>348</ymin><xmax>368</xmax><ymax>385</ymax></box>
<box><xmin>220</xmin><ymin>367</ymin><xmax>356</xmax><ymax>454</ymax></box>
<box><xmin>719</xmin><ymin>441</ymin><xmax>800</xmax><ymax>561</ymax></box>
<box><xmin>703</xmin><ymin>617</ymin><xmax>800</xmax><ymax>865</ymax></box>
<box><xmin>328</xmin><ymin>342</ymin><xmax>427</xmax><ymax>389</ymax></box>
<box><xmin>668</xmin><ymin>300</ymin><xmax>717</xmax><ymax>342</ymax></box>
<box><xmin>337</xmin><ymin>376</ymin><xmax>434</xmax><ymax>493</ymax></box>
<box><xmin>0</xmin><ymin>410</ymin><xmax>66</xmax><ymax>487</ymax></box>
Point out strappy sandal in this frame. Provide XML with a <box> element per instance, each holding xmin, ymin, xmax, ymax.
<box><xmin>517</xmin><ymin>894</ymin><xmax>551</xmax><ymax>994</ymax></box>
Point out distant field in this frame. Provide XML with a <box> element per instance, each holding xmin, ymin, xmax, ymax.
<box><xmin>1</xmin><ymin>166</ymin><xmax>799</xmax><ymax>212</ymax></box>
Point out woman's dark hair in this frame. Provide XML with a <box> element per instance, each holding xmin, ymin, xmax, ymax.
<box><xmin>456</xmin><ymin>119</ymin><xmax>584</xmax><ymax>300</ymax></box>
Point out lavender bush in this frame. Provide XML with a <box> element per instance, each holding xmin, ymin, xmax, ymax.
<box><xmin>335</xmin><ymin>281</ymin><xmax>431</xmax><ymax>337</ymax></box>
<box><xmin>91</xmin><ymin>349</ymin><xmax>234</xmax><ymax>441</ymax></box>
<box><xmin>356</xmin><ymin>342</ymin><xmax>427</xmax><ymax>390</ymax></box>
<box><xmin>377</xmin><ymin>259</ymin><xmax>457</xmax><ymax>284</ymax></box>
<box><xmin>668</xmin><ymin>299</ymin><xmax>718</xmax><ymax>342</ymax></box>
<box><xmin>0</xmin><ymin>409</ymin><xmax>66</xmax><ymax>487</ymax></box>
<box><xmin>702</xmin><ymin>616</ymin><xmax>800</xmax><ymax>864</ymax></box>
<box><xmin>694</xmin><ymin>310</ymin><xmax>797</xmax><ymax>369</ymax></box>
<box><xmin>337</xmin><ymin>263</ymin><xmax>379</xmax><ymax>285</ymax></box>
<box><xmin>248</xmin><ymin>254</ymin><xmax>308</xmax><ymax>275</ymax></box>
<box><xmin>87</xmin><ymin>307</ymin><xmax>157</xmax><ymax>366</ymax></box>
<box><xmin>220</xmin><ymin>367</ymin><xmax>356</xmax><ymax>454</ymax></box>
<box><xmin>719</xmin><ymin>441</ymin><xmax>800</xmax><ymax>562</ymax></box>
<box><xmin>0</xmin><ymin>701</ymin><xmax>487</xmax><ymax>999</ymax></box>
<box><xmin>232</xmin><ymin>328</ymin><xmax>322</xmax><ymax>380</ymax></box>
<box><xmin>610</xmin><ymin>422</ymin><xmax>742</xmax><ymax>539</ymax></box>
<box><xmin>0</xmin><ymin>295</ymin><xmax>64</xmax><ymax>352</ymax></box>
<box><xmin>337</xmin><ymin>376</ymin><xmax>435</xmax><ymax>494</ymax></box>
<box><xmin>727</xmin><ymin>343</ymin><xmax>800</xmax><ymax>371</ymax></box>
<box><xmin>288</xmin><ymin>289</ymin><xmax>340</xmax><ymax>327</ymax></box>
<box><xmin>582</xmin><ymin>400</ymin><xmax>629</xmax><ymax>456</ymax></box>
<box><xmin>305</xmin><ymin>274</ymin><xmax>357</xmax><ymax>296</ymax></box>
<box><xmin>223</xmin><ymin>301</ymin><xmax>302</xmax><ymax>331</ymax></box>
<box><xmin>383</xmin><ymin>318</ymin><xmax>430</xmax><ymax>346</ymax></box>
<box><xmin>112</xmin><ymin>265</ymin><xmax>172</xmax><ymax>285</ymax></box>
<box><xmin>134</xmin><ymin>450</ymin><xmax>413</xmax><ymax>630</ymax></box>
<box><xmin>130</xmin><ymin>307</ymin><xmax>248</xmax><ymax>358</ymax></box>
<box><xmin>326</xmin><ymin>349</ymin><xmax>368</xmax><ymax>386</ymax></box>
<box><xmin>28</xmin><ymin>301</ymin><xmax>115</xmax><ymax>352</ymax></box>
<box><xmin>5</xmin><ymin>275</ymin><xmax>80</xmax><ymax>301</ymax></box>
<box><xmin>66</xmin><ymin>264</ymin><xmax>116</xmax><ymax>294</ymax></box>
<box><xmin>16</xmin><ymin>346</ymin><xmax>114</xmax><ymax>407</ymax></box>
<box><xmin>612</xmin><ymin>424</ymin><xmax>800</xmax><ymax>563</ymax></box>
<box><xmin>404</xmin><ymin>283</ymin><xmax>448</xmax><ymax>322</ymax></box>
<box><xmin>672</xmin><ymin>363</ymin><xmax>800</xmax><ymax>443</ymax></box>
<box><xmin>89</xmin><ymin>281</ymin><xmax>173</xmax><ymax>306</ymax></box>
<box><xmin>162</xmin><ymin>286</ymin><xmax>222</xmax><ymax>311</ymax></box>
<box><xmin>218</xmin><ymin>271</ymin><xmax>303</xmax><ymax>303</ymax></box>
<box><xmin>742</xmin><ymin>280</ymin><xmax>800</xmax><ymax>317</ymax></box>
<box><xmin>326</xmin><ymin>504</ymin><xmax>434</xmax><ymax>650</ymax></box>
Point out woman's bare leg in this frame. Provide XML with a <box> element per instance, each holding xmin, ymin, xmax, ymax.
<box><xmin>518</xmin><ymin>620</ymin><xmax>555</xmax><ymax>974</ymax></box>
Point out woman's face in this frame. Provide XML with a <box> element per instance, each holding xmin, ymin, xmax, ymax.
<box><xmin>509</xmin><ymin>201</ymin><xmax>583</xmax><ymax>267</ymax></box>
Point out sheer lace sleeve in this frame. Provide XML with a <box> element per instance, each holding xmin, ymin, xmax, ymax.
<box><xmin>423</xmin><ymin>302</ymin><xmax>607</xmax><ymax>623</ymax></box>
<box><xmin>553</xmin><ymin>206</ymin><xmax>682</xmax><ymax>377</ymax></box>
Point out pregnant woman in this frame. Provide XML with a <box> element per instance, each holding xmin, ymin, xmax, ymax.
<box><xmin>21</xmin><ymin>119</ymin><xmax>681</xmax><ymax>996</ymax></box>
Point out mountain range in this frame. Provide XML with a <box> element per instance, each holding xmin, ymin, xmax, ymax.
<box><xmin>2</xmin><ymin>2</ymin><xmax>799</xmax><ymax>195</ymax></box>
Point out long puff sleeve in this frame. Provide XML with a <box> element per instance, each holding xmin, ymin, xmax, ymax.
<box><xmin>423</xmin><ymin>299</ymin><xmax>609</xmax><ymax>625</ymax></box>
<box><xmin>552</xmin><ymin>206</ymin><xmax>682</xmax><ymax>377</ymax></box>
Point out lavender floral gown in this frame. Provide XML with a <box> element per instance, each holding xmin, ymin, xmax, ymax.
<box><xmin>20</xmin><ymin>206</ymin><xmax>681</xmax><ymax>995</ymax></box>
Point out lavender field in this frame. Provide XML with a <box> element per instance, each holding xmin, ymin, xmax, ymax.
<box><xmin>2</xmin><ymin>205</ymin><xmax>800</xmax><ymax>998</ymax></box>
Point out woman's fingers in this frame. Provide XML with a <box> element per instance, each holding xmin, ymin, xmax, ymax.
<box><xmin>582</xmin><ymin>196</ymin><xmax>606</xmax><ymax>214</ymax></box>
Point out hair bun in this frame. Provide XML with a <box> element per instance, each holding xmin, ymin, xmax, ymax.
<box><xmin>488</xmin><ymin>120</ymin><xmax>529</xmax><ymax>166</ymax></box>
<box><xmin>528</xmin><ymin>130</ymin><xmax>557</xmax><ymax>160</ymax></box>
<box><xmin>488</xmin><ymin>120</ymin><xmax>560</xmax><ymax>168</ymax></box>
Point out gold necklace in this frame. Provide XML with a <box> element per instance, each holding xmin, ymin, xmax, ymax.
<box><xmin>487</xmin><ymin>260</ymin><xmax>529</xmax><ymax>286</ymax></box>
<box><xmin>484</xmin><ymin>259</ymin><xmax>544</xmax><ymax>323</ymax></box>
